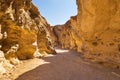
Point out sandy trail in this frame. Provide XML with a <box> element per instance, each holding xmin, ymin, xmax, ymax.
<box><xmin>12</xmin><ymin>47</ymin><xmax>120</xmax><ymax>80</ymax></box>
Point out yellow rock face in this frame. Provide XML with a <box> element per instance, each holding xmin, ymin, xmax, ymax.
<box><xmin>77</xmin><ymin>0</ymin><xmax>120</xmax><ymax>68</ymax></box>
<box><xmin>0</xmin><ymin>0</ymin><xmax>56</xmax><ymax>60</ymax></box>
<box><xmin>53</xmin><ymin>0</ymin><xmax>120</xmax><ymax>68</ymax></box>
<box><xmin>0</xmin><ymin>0</ymin><xmax>56</xmax><ymax>78</ymax></box>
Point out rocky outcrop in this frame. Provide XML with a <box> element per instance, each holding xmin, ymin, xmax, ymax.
<box><xmin>0</xmin><ymin>0</ymin><xmax>56</xmax><ymax>59</ymax></box>
<box><xmin>0</xmin><ymin>50</ymin><xmax>14</xmax><ymax>80</ymax></box>
<box><xmin>53</xmin><ymin>0</ymin><xmax>120</xmax><ymax>68</ymax></box>
<box><xmin>0</xmin><ymin>0</ymin><xmax>56</xmax><ymax>77</ymax></box>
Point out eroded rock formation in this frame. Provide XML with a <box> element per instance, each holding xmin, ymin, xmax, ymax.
<box><xmin>53</xmin><ymin>0</ymin><xmax>120</xmax><ymax>68</ymax></box>
<box><xmin>0</xmin><ymin>0</ymin><xmax>56</xmax><ymax>77</ymax></box>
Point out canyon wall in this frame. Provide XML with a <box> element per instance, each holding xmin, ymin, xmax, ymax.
<box><xmin>53</xmin><ymin>16</ymin><xmax>82</xmax><ymax>52</ymax></box>
<box><xmin>0</xmin><ymin>0</ymin><xmax>56</xmax><ymax>77</ymax></box>
<box><xmin>53</xmin><ymin>0</ymin><xmax>120</xmax><ymax>68</ymax></box>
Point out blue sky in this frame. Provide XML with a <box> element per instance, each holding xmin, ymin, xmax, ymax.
<box><xmin>32</xmin><ymin>0</ymin><xmax>77</xmax><ymax>26</ymax></box>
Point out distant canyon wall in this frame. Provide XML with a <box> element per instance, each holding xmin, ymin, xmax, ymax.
<box><xmin>53</xmin><ymin>16</ymin><xmax>82</xmax><ymax>52</ymax></box>
<box><xmin>53</xmin><ymin>0</ymin><xmax>120</xmax><ymax>68</ymax></box>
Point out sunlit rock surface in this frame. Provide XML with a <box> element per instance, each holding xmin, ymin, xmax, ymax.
<box><xmin>0</xmin><ymin>0</ymin><xmax>56</xmax><ymax>59</ymax></box>
<box><xmin>53</xmin><ymin>0</ymin><xmax>120</xmax><ymax>68</ymax></box>
<box><xmin>0</xmin><ymin>0</ymin><xmax>56</xmax><ymax>78</ymax></box>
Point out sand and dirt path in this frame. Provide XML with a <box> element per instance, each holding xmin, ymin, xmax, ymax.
<box><xmin>11</xmin><ymin>47</ymin><xmax>120</xmax><ymax>80</ymax></box>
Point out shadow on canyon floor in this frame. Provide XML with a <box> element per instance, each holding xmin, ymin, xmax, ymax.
<box><xmin>15</xmin><ymin>48</ymin><xmax>120</xmax><ymax>80</ymax></box>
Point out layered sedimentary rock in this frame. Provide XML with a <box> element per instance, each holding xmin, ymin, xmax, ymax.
<box><xmin>53</xmin><ymin>0</ymin><xmax>120</xmax><ymax>68</ymax></box>
<box><xmin>0</xmin><ymin>0</ymin><xmax>56</xmax><ymax>76</ymax></box>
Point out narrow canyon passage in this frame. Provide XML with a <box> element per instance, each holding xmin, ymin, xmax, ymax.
<box><xmin>15</xmin><ymin>47</ymin><xmax>120</xmax><ymax>80</ymax></box>
<box><xmin>1</xmin><ymin>0</ymin><xmax>120</xmax><ymax>80</ymax></box>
